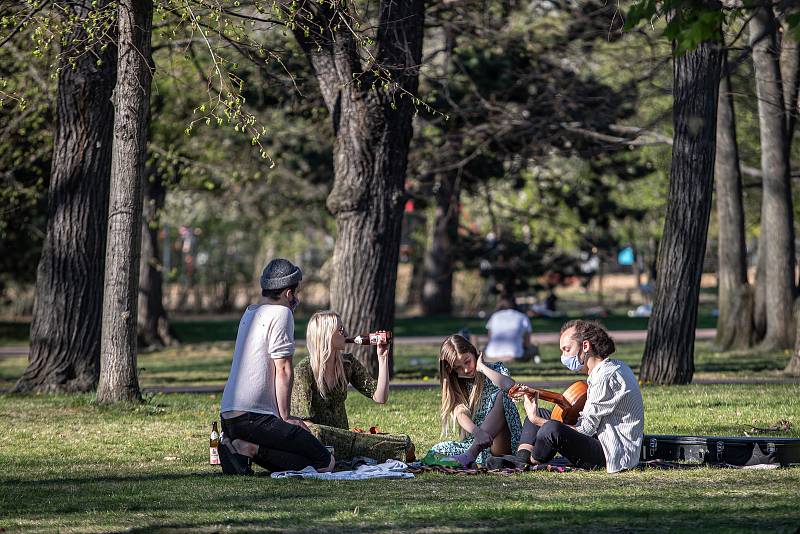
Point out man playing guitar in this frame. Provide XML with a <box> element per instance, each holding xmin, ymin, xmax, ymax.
<box><xmin>516</xmin><ymin>320</ymin><xmax>644</xmax><ymax>473</ymax></box>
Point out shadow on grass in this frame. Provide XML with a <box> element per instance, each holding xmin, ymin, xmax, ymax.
<box><xmin>694</xmin><ymin>349</ymin><xmax>790</xmax><ymax>374</ymax></box>
<box><xmin>3</xmin><ymin>470</ymin><xmax>800</xmax><ymax>533</ymax></box>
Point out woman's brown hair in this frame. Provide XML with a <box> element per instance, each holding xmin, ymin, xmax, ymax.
<box><xmin>438</xmin><ymin>334</ymin><xmax>485</xmax><ymax>438</ymax></box>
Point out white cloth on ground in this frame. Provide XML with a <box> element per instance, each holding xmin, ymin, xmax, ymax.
<box><xmin>270</xmin><ymin>459</ymin><xmax>414</xmax><ymax>480</ymax></box>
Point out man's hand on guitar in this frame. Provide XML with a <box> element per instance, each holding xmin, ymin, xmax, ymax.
<box><xmin>523</xmin><ymin>392</ymin><xmax>547</xmax><ymax>426</ymax></box>
<box><xmin>509</xmin><ymin>383</ymin><xmax>540</xmax><ymax>401</ymax></box>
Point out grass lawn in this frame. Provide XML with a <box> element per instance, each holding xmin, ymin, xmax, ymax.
<box><xmin>0</xmin><ymin>312</ymin><xmax>719</xmax><ymax>346</ymax></box>
<box><xmin>1</xmin><ymin>340</ymin><xmax>792</xmax><ymax>391</ymax></box>
<box><xmin>1</xmin><ymin>384</ymin><xmax>799</xmax><ymax>533</ymax></box>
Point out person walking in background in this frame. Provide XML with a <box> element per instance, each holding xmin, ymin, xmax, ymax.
<box><xmin>217</xmin><ymin>258</ymin><xmax>334</xmax><ymax>475</ymax></box>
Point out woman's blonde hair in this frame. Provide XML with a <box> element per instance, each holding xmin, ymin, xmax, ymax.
<box><xmin>306</xmin><ymin>311</ymin><xmax>348</xmax><ymax>398</ymax></box>
<box><xmin>439</xmin><ymin>334</ymin><xmax>484</xmax><ymax>438</ymax></box>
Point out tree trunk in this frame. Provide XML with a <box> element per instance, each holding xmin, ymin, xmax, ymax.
<box><xmin>422</xmin><ymin>173</ymin><xmax>460</xmax><ymax>315</ymax></box>
<box><xmin>292</xmin><ymin>0</ymin><xmax>425</xmax><ymax>376</ymax></box>
<box><xmin>137</xmin><ymin>170</ymin><xmax>177</xmax><ymax>349</ymax></box>
<box><xmin>780</xmin><ymin>12</ymin><xmax>800</xmax><ymax>144</ymax></box>
<box><xmin>13</xmin><ymin>1</ymin><xmax>116</xmax><ymax>394</ymax></box>
<box><xmin>753</xmin><ymin>243</ymin><xmax>768</xmax><ymax>341</ymax></box>
<box><xmin>750</xmin><ymin>6</ymin><xmax>796</xmax><ymax>350</ymax></box>
<box><xmin>96</xmin><ymin>0</ymin><xmax>154</xmax><ymax>404</ymax></box>
<box><xmin>787</xmin><ymin>297</ymin><xmax>800</xmax><ymax>376</ymax></box>
<box><xmin>780</xmin><ymin>8</ymin><xmax>800</xmax><ymax>373</ymax></box>
<box><xmin>640</xmin><ymin>33</ymin><xmax>722</xmax><ymax>385</ymax></box>
<box><xmin>714</xmin><ymin>50</ymin><xmax>753</xmax><ymax>351</ymax></box>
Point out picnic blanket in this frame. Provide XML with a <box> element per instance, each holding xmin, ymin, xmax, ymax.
<box><xmin>406</xmin><ymin>462</ymin><xmax>571</xmax><ymax>475</ymax></box>
<box><xmin>270</xmin><ymin>459</ymin><xmax>414</xmax><ymax>480</ymax></box>
<box><xmin>406</xmin><ymin>457</ymin><xmax>788</xmax><ymax>474</ymax></box>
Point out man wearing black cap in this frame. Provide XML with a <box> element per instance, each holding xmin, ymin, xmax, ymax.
<box><xmin>217</xmin><ymin>258</ymin><xmax>334</xmax><ymax>474</ymax></box>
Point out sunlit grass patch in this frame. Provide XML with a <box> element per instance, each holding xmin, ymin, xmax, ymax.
<box><xmin>1</xmin><ymin>385</ymin><xmax>798</xmax><ymax>532</ymax></box>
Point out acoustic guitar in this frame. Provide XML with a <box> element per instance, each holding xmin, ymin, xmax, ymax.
<box><xmin>508</xmin><ymin>381</ymin><xmax>588</xmax><ymax>425</ymax></box>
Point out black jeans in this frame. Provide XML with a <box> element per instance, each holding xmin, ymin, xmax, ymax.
<box><xmin>519</xmin><ymin>408</ymin><xmax>552</xmax><ymax>446</ymax></box>
<box><xmin>531</xmin><ymin>420</ymin><xmax>606</xmax><ymax>470</ymax></box>
<box><xmin>221</xmin><ymin>412</ymin><xmax>331</xmax><ymax>472</ymax></box>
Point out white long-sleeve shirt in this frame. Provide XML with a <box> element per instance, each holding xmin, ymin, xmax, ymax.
<box><xmin>576</xmin><ymin>358</ymin><xmax>644</xmax><ymax>473</ymax></box>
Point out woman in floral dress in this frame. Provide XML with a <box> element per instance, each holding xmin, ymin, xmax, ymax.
<box><xmin>428</xmin><ymin>334</ymin><xmax>522</xmax><ymax>466</ymax></box>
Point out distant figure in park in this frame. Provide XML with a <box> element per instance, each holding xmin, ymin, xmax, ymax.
<box><xmin>516</xmin><ymin>320</ymin><xmax>644</xmax><ymax>473</ymax></box>
<box><xmin>428</xmin><ymin>334</ymin><xmax>522</xmax><ymax>466</ymax></box>
<box><xmin>291</xmin><ymin>311</ymin><xmax>415</xmax><ymax>462</ymax></box>
<box><xmin>484</xmin><ymin>296</ymin><xmax>539</xmax><ymax>362</ymax></box>
<box><xmin>217</xmin><ymin>258</ymin><xmax>334</xmax><ymax>475</ymax></box>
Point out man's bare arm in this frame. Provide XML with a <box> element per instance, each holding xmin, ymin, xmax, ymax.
<box><xmin>273</xmin><ymin>357</ymin><xmax>294</xmax><ymax>420</ymax></box>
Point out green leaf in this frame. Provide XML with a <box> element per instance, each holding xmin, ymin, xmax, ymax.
<box><xmin>624</xmin><ymin>0</ymin><xmax>658</xmax><ymax>31</ymax></box>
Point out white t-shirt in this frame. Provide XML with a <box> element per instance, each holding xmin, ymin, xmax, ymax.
<box><xmin>220</xmin><ymin>304</ymin><xmax>295</xmax><ymax>416</ymax></box>
<box><xmin>484</xmin><ymin>309</ymin><xmax>532</xmax><ymax>359</ymax></box>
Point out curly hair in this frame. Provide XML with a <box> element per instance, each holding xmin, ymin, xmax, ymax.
<box><xmin>560</xmin><ymin>319</ymin><xmax>616</xmax><ymax>359</ymax></box>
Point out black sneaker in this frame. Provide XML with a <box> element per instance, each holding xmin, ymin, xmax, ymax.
<box><xmin>218</xmin><ymin>437</ymin><xmax>253</xmax><ymax>475</ymax></box>
<box><xmin>485</xmin><ymin>454</ymin><xmax>529</xmax><ymax>470</ymax></box>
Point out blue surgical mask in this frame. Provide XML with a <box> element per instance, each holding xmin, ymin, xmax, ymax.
<box><xmin>560</xmin><ymin>353</ymin><xmax>584</xmax><ymax>372</ymax></box>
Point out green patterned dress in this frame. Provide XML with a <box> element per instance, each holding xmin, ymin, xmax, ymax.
<box><xmin>427</xmin><ymin>361</ymin><xmax>522</xmax><ymax>465</ymax></box>
<box><xmin>291</xmin><ymin>353</ymin><xmax>415</xmax><ymax>462</ymax></box>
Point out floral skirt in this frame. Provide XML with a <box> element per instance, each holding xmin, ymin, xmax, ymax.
<box><xmin>428</xmin><ymin>390</ymin><xmax>522</xmax><ymax>465</ymax></box>
<box><xmin>306</xmin><ymin>423</ymin><xmax>416</xmax><ymax>463</ymax></box>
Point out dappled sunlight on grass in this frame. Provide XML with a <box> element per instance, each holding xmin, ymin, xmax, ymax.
<box><xmin>2</xmin><ymin>339</ymin><xmax>796</xmax><ymax>391</ymax></box>
<box><xmin>0</xmin><ymin>386</ymin><xmax>798</xmax><ymax>532</ymax></box>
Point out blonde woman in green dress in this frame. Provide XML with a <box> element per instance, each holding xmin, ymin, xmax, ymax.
<box><xmin>291</xmin><ymin>311</ymin><xmax>415</xmax><ymax>463</ymax></box>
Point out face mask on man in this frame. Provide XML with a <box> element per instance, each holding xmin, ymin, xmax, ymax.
<box><xmin>561</xmin><ymin>343</ymin><xmax>589</xmax><ymax>372</ymax></box>
<box><xmin>560</xmin><ymin>352</ymin><xmax>584</xmax><ymax>372</ymax></box>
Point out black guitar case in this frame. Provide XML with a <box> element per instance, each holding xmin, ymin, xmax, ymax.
<box><xmin>641</xmin><ymin>434</ymin><xmax>800</xmax><ymax>466</ymax></box>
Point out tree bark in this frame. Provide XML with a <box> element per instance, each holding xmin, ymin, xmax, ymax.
<box><xmin>137</xmin><ymin>170</ymin><xmax>177</xmax><ymax>349</ymax></box>
<box><xmin>780</xmin><ymin>11</ymin><xmax>800</xmax><ymax>144</ymax></box>
<box><xmin>640</xmin><ymin>33</ymin><xmax>722</xmax><ymax>385</ymax></box>
<box><xmin>292</xmin><ymin>0</ymin><xmax>425</xmax><ymax>376</ymax></box>
<box><xmin>96</xmin><ymin>0</ymin><xmax>154</xmax><ymax>404</ymax></box>
<box><xmin>714</xmin><ymin>50</ymin><xmax>753</xmax><ymax>351</ymax></box>
<box><xmin>787</xmin><ymin>297</ymin><xmax>800</xmax><ymax>376</ymax></box>
<box><xmin>422</xmin><ymin>173</ymin><xmax>460</xmax><ymax>315</ymax></box>
<box><xmin>749</xmin><ymin>5</ymin><xmax>796</xmax><ymax>350</ymax></box>
<box><xmin>13</xmin><ymin>1</ymin><xmax>116</xmax><ymax>394</ymax></box>
<box><xmin>753</xmin><ymin>243</ymin><xmax>767</xmax><ymax>341</ymax></box>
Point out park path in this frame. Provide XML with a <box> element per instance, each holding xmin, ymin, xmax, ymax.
<box><xmin>0</xmin><ymin>328</ymin><xmax>717</xmax><ymax>359</ymax></box>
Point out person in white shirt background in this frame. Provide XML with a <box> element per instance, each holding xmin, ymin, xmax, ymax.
<box><xmin>484</xmin><ymin>296</ymin><xmax>539</xmax><ymax>363</ymax></box>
